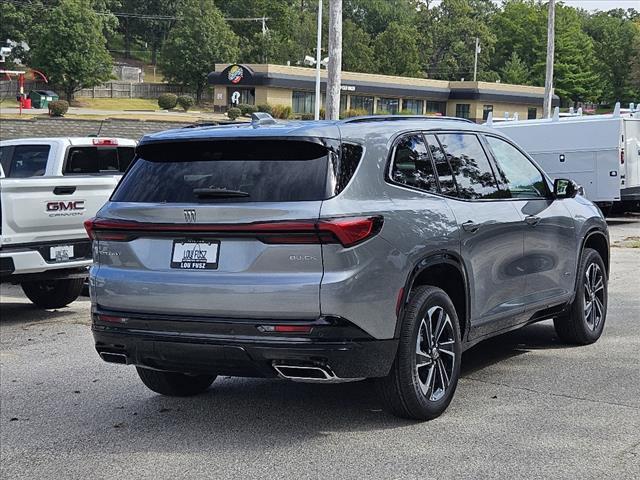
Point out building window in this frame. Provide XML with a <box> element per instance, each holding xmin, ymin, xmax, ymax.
<box><xmin>455</xmin><ymin>104</ymin><xmax>471</xmax><ymax>119</ymax></box>
<box><xmin>350</xmin><ymin>95</ymin><xmax>374</xmax><ymax>114</ymax></box>
<box><xmin>292</xmin><ymin>91</ymin><xmax>317</xmax><ymax>114</ymax></box>
<box><xmin>528</xmin><ymin>107</ymin><xmax>537</xmax><ymax>120</ymax></box>
<box><xmin>377</xmin><ymin>97</ymin><xmax>400</xmax><ymax>114</ymax></box>
<box><xmin>426</xmin><ymin>101</ymin><xmax>447</xmax><ymax>116</ymax></box>
<box><xmin>340</xmin><ymin>94</ymin><xmax>348</xmax><ymax>113</ymax></box>
<box><xmin>403</xmin><ymin>99</ymin><xmax>424</xmax><ymax>115</ymax></box>
<box><xmin>483</xmin><ymin>105</ymin><xmax>493</xmax><ymax>120</ymax></box>
<box><xmin>227</xmin><ymin>87</ymin><xmax>255</xmax><ymax>106</ymax></box>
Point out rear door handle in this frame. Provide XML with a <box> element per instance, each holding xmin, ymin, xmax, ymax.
<box><xmin>53</xmin><ymin>186</ymin><xmax>76</xmax><ymax>195</ymax></box>
<box><xmin>462</xmin><ymin>221</ymin><xmax>481</xmax><ymax>233</ymax></box>
<box><xmin>525</xmin><ymin>215</ymin><xmax>541</xmax><ymax>226</ymax></box>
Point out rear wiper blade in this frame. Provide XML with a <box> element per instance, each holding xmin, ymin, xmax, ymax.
<box><xmin>193</xmin><ymin>187</ymin><xmax>250</xmax><ymax>198</ymax></box>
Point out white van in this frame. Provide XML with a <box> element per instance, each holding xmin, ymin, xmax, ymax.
<box><xmin>488</xmin><ymin>104</ymin><xmax>640</xmax><ymax>212</ymax></box>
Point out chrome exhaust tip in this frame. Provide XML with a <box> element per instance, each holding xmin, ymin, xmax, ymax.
<box><xmin>99</xmin><ymin>352</ymin><xmax>128</xmax><ymax>365</ymax></box>
<box><xmin>273</xmin><ymin>363</ymin><xmax>362</xmax><ymax>383</ymax></box>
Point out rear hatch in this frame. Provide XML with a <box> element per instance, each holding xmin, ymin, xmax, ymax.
<box><xmin>91</xmin><ymin>137</ymin><xmax>358</xmax><ymax>319</ymax></box>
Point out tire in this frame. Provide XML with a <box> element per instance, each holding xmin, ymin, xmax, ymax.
<box><xmin>376</xmin><ymin>286</ymin><xmax>462</xmax><ymax>420</ymax></box>
<box><xmin>136</xmin><ymin>367</ymin><xmax>216</xmax><ymax>397</ymax></box>
<box><xmin>21</xmin><ymin>278</ymin><xmax>84</xmax><ymax>309</ymax></box>
<box><xmin>554</xmin><ymin>248</ymin><xmax>608</xmax><ymax>345</ymax></box>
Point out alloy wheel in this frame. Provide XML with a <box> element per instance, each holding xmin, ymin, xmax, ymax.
<box><xmin>583</xmin><ymin>262</ymin><xmax>605</xmax><ymax>331</ymax></box>
<box><xmin>415</xmin><ymin>306</ymin><xmax>456</xmax><ymax>401</ymax></box>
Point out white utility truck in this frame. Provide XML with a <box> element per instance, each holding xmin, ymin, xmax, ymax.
<box><xmin>1</xmin><ymin>137</ymin><xmax>136</xmax><ymax>308</ymax></box>
<box><xmin>488</xmin><ymin>104</ymin><xmax>640</xmax><ymax>212</ymax></box>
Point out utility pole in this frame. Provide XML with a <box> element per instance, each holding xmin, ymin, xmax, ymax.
<box><xmin>473</xmin><ymin>37</ymin><xmax>480</xmax><ymax>82</ymax></box>
<box><xmin>543</xmin><ymin>0</ymin><xmax>555</xmax><ymax>118</ymax></box>
<box><xmin>314</xmin><ymin>0</ymin><xmax>323</xmax><ymax>120</ymax></box>
<box><xmin>325</xmin><ymin>0</ymin><xmax>342</xmax><ymax>120</ymax></box>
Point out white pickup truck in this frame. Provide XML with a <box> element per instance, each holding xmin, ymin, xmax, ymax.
<box><xmin>1</xmin><ymin>137</ymin><xmax>136</xmax><ymax>308</ymax></box>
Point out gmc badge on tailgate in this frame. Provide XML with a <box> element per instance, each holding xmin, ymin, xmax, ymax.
<box><xmin>46</xmin><ymin>200</ymin><xmax>85</xmax><ymax>217</ymax></box>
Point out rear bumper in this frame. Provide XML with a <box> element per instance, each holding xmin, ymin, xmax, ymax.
<box><xmin>0</xmin><ymin>240</ymin><xmax>91</xmax><ymax>278</ymax></box>
<box><xmin>92</xmin><ymin>308</ymin><xmax>398</xmax><ymax>379</ymax></box>
<box><xmin>620</xmin><ymin>186</ymin><xmax>640</xmax><ymax>202</ymax></box>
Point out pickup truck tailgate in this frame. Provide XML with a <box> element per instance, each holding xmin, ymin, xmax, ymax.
<box><xmin>1</xmin><ymin>177</ymin><xmax>120</xmax><ymax>245</ymax></box>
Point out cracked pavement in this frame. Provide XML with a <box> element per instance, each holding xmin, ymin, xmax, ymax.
<box><xmin>1</xmin><ymin>219</ymin><xmax>639</xmax><ymax>479</ymax></box>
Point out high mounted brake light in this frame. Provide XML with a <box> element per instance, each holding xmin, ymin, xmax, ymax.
<box><xmin>84</xmin><ymin>216</ymin><xmax>383</xmax><ymax>247</ymax></box>
<box><xmin>92</xmin><ymin>138</ymin><xmax>118</xmax><ymax>146</ymax></box>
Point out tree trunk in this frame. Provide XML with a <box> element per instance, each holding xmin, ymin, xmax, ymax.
<box><xmin>196</xmin><ymin>84</ymin><xmax>203</xmax><ymax>105</ymax></box>
<box><xmin>325</xmin><ymin>0</ymin><xmax>342</xmax><ymax>120</ymax></box>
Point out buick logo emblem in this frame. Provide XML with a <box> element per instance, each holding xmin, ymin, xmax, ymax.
<box><xmin>184</xmin><ymin>209</ymin><xmax>197</xmax><ymax>223</ymax></box>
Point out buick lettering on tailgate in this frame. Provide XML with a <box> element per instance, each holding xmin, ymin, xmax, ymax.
<box><xmin>46</xmin><ymin>200</ymin><xmax>85</xmax><ymax>217</ymax></box>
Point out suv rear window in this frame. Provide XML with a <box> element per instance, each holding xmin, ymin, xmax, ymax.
<box><xmin>111</xmin><ymin>139</ymin><xmax>361</xmax><ymax>203</ymax></box>
<box><xmin>64</xmin><ymin>147</ymin><xmax>135</xmax><ymax>175</ymax></box>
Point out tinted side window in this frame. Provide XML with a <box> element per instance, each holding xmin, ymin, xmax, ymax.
<box><xmin>329</xmin><ymin>143</ymin><xmax>362</xmax><ymax>195</ymax></box>
<box><xmin>485</xmin><ymin>136</ymin><xmax>547</xmax><ymax>199</ymax></box>
<box><xmin>436</xmin><ymin>133</ymin><xmax>501</xmax><ymax>200</ymax></box>
<box><xmin>391</xmin><ymin>134</ymin><xmax>437</xmax><ymax>193</ymax></box>
<box><xmin>0</xmin><ymin>146</ymin><xmax>13</xmax><ymax>176</ymax></box>
<box><xmin>425</xmin><ymin>134</ymin><xmax>457</xmax><ymax>197</ymax></box>
<box><xmin>9</xmin><ymin>145</ymin><xmax>50</xmax><ymax>178</ymax></box>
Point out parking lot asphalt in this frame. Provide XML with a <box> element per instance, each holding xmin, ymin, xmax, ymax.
<box><xmin>1</xmin><ymin>219</ymin><xmax>639</xmax><ymax>480</ymax></box>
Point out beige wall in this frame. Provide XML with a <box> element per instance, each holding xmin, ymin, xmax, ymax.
<box><xmin>265</xmin><ymin>87</ymin><xmax>292</xmax><ymax>107</ymax></box>
<box><xmin>447</xmin><ymin>100</ymin><xmax>541</xmax><ymax>122</ymax></box>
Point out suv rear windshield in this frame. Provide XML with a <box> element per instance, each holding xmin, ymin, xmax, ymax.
<box><xmin>111</xmin><ymin>139</ymin><xmax>362</xmax><ymax>203</ymax></box>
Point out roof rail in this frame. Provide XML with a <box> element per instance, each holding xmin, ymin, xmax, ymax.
<box><xmin>341</xmin><ymin>115</ymin><xmax>474</xmax><ymax>124</ymax></box>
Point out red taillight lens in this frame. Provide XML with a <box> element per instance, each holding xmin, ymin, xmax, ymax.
<box><xmin>318</xmin><ymin>216</ymin><xmax>383</xmax><ymax>247</ymax></box>
<box><xmin>84</xmin><ymin>218</ymin><xmax>95</xmax><ymax>240</ymax></box>
<box><xmin>259</xmin><ymin>324</ymin><xmax>313</xmax><ymax>333</ymax></box>
<box><xmin>83</xmin><ymin>216</ymin><xmax>383</xmax><ymax>247</ymax></box>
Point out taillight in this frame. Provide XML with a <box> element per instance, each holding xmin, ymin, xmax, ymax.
<box><xmin>92</xmin><ymin>138</ymin><xmax>118</xmax><ymax>146</ymax></box>
<box><xmin>83</xmin><ymin>216</ymin><xmax>383</xmax><ymax>247</ymax></box>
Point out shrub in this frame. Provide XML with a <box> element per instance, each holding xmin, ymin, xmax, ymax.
<box><xmin>271</xmin><ymin>104</ymin><xmax>292</xmax><ymax>119</ymax></box>
<box><xmin>177</xmin><ymin>95</ymin><xmax>195</xmax><ymax>112</ymax></box>
<box><xmin>158</xmin><ymin>93</ymin><xmax>178</xmax><ymax>110</ymax></box>
<box><xmin>342</xmin><ymin>108</ymin><xmax>368</xmax><ymax>118</ymax></box>
<box><xmin>399</xmin><ymin>109</ymin><xmax>414</xmax><ymax>115</ymax></box>
<box><xmin>256</xmin><ymin>103</ymin><xmax>272</xmax><ymax>114</ymax></box>
<box><xmin>376</xmin><ymin>110</ymin><xmax>391</xmax><ymax>115</ymax></box>
<box><xmin>227</xmin><ymin>107</ymin><xmax>241</xmax><ymax>120</ymax></box>
<box><xmin>300</xmin><ymin>112</ymin><xmax>315</xmax><ymax>120</ymax></box>
<box><xmin>239</xmin><ymin>103</ymin><xmax>258</xmax><ymax>116</ymax></box>
<box><xmin>48</xmin><ymin>100</ymin><xmax>69</xmax><ymax>117</ymax></box>
<box><xmin>319</xmin><ymin>107</ymin><xmax>326</xmax><ymax>119</ymax></box>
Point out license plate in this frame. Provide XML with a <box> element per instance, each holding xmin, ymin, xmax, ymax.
<box><xmin>50</xmin><ymin>245</ymin><xmax>74</xmax><ymax>262</ymax></box>
<box><xmin>171</xmin><ymin>240</ymin><xmax>219</xmax><ymax>270</ymax></box>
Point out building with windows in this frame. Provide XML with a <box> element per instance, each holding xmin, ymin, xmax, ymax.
<box><xmin>208</xmin><ymin>64</ymin><xmax>558</xmax><ymax>123</ymax></box>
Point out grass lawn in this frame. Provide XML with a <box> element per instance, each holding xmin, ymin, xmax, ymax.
<box><xmin>73</xmin><ymin>97</ymin><xmax>161</xmax><ymax>111</ymax></box>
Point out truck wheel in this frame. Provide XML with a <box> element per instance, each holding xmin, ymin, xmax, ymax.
<box><xmin>554</xmin><ymin>248</ymin><xmax>608</xmax><ymax>345</ymax></box>
<box><xmin>21</xmin><ymin>278</ymin><xmax>85</xmax><ymax>309</ymax></box>
<box><xmin>136</xmin><ymin>367</ymin><xmax>216</xmax><ymax>397</ymax></box>
<box><xmin>376</xmin><ymin>286</ymin><xmax>461</xmax><ymax>420</ymax></box>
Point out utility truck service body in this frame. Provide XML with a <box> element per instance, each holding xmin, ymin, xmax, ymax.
<box><xmin>489</xmin><ymin>107</ymin><xmax>640</xmax><ymax>211</ymax></box>
<box><xmin>1</xmin><ymin>137</ymin><xmax>136</xmax><ymax>308</ymax></box>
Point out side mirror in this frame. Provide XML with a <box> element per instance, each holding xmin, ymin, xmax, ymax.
<box><xmin>554</xmin><ymin>178</ymin><xmax>579</xmax><ymax>199</ymax></box>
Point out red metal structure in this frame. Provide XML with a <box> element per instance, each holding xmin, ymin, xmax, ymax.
<box><xmin>1</xmin><ymin>69</ymin><xmax>48</xmax><ymax>114</ymax></box>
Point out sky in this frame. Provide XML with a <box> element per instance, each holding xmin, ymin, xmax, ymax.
<box><xmin>429</xmin><ymin>0</ymin><xmax>639</xmax><ymax>11</ymax></box>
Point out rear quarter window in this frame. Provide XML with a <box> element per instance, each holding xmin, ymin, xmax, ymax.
<box><xmin>112</xmin><ymin>139</ymin><xmax>361</xmax><ymax>203</ymax></box>
<box><xmin>4</xmin><ymin>145</ymin><xmax>50</xmax><ymax>178</ymax></box>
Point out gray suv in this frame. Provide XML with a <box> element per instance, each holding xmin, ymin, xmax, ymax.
<box><xmin>87</xmin><ymin>114</ymin><xmax>609</xmax><ymax>420</ymax></box>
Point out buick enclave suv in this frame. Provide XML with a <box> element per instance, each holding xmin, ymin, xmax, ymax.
<box><xmin>87</xmin><ymin>114</ymin><xmax>609</xmax><ymax>420</ymax></box>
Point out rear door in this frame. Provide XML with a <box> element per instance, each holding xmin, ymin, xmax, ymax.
<box><xmin>484</xmin><ymin>134</ymin><xmax>576</xmax><ymax>310</ymax></box>
<box><xmin>429</xmin><ymin>132</ymin><xmax>526</xmax><ymax>338</ymax></box>
<box><xmin>92</xmin><ymin>138</ymin><xmax>339</xmax><ymax>319</ymax></box>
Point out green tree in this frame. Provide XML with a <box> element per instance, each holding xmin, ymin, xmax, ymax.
<box><xmin>418</xmin><ymin>0</ymin><xmax>498</xmax><ymax>81</ymax></box>
<box><xmin>500</xmin><ymin>51</ymin><xmax>530</xmax><ymax>85</ymax></box>
<box><xmin>584</xmin><ymin>9</ymin><xmax>639</xmax><ymax>103</ymax></box>
<box><xmin>373</xmin><ymin>22</ymin><xmax>421</xmax><ymax>77</ymax></box>
<box><xmin>29</xmin><ymin>0</ymin><xmax>113</xmax><ymax>100</ymax></box>
<box><xmin>160</xmin><ymin>0</ymin><xmax>239</xmax><ymax>103</ymax></box>
<box><xmin>545</xmin><ymin>5</ymin><xmax>600</xmax><ymax>104</ymax></box>
<box><xmin>343</xmin><ymin>0</ymin><xmax>416</xmax><ymax>37</ymax></box>
<box><xmin>342</xmin><ymin>19</ymin><xmax>375</xmax><ymax>73</ymax></box>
